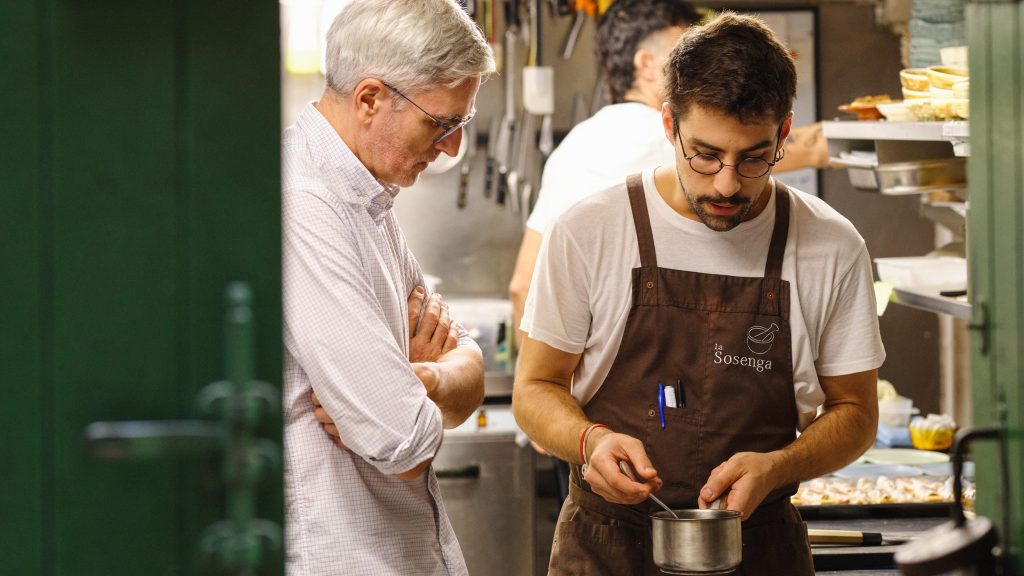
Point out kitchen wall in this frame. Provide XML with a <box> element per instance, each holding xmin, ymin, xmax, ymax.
<box><xmin>394</xmin><ymin>10</ymin><xmax>597</xmax><ymax>297</ymax></box>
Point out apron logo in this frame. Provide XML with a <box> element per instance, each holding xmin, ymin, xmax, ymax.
<box><xmin>746</xmin><ymin>323</ymin><xmax>779</xmax><ymax>355</ymax></box>
<box><xmin>713</xmin><ymin>341</ymin><xmax>774</xmax><ymax>373</ymax></box>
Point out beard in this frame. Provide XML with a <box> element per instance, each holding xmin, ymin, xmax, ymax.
<box><xmin>682</xmin><ymin>188</ymin><xmax>755</xmax><ymax>232</ymax></box>
<box><xmin>674</xmin><ymin>167</ymin><xmax>758</xmax><ymax>232</ymax></box>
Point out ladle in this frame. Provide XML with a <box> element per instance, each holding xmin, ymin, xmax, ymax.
<box><xmin>618</xmin><ymin>460</ymin><xmax>679</xmax><ymax>519</ymax></box>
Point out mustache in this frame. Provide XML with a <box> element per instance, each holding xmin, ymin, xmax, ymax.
<box><xmin>694</xmin><ymin>195</ymin><xmax>750</xmax><ymax>207</ymax></box>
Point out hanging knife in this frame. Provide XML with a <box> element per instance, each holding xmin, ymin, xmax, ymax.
<box><xmin>457</xmin><ymin>120</ymin><xmax>478</xmax><ymax>209</ymax></box>
<box><xmin>484</xmin><ymin>115</ymin><xmax>499</xmax><ymax>198</ymax></box>
<box><xmin>495</xmin><ymin>20</ymin><xmax>518</xmax><ymax>205</ymax></box>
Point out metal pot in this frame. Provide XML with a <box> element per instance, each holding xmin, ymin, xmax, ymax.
<box><xmin>651</xmin><ymin>508</ymin><xmax>742</xmax><ymax>575</ymax></box>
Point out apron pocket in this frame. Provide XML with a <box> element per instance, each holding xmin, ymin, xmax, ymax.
<box><xmin>644</xmin><ymin>407</ymin><xmax>702</xmax><ymax>497</ymax></box>
<box><xmin>549</xmin><ymin>505</ymin><xmax>646</xmax><ymax>576</ymax></box>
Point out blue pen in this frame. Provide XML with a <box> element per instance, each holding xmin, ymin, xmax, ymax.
<box><xmin>658</xmin><ymin>383</ymin><xmax>666</xmax><ymax>429</ymax></box>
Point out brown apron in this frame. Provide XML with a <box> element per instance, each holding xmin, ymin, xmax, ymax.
<box><xmin>548</xmin><ymin>174</ymin><xmax>814</xmax><ymax>576</ymax></box>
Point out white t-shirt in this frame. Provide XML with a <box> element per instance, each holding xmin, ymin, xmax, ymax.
<box><xmin>526</xmin><ymin>102</ymin><xmax>675</xmax><ymax>234</ymax></box>
<box><xmin>522</xmin><ymin>169</ymin><xmax>886</xmax><ymax>430</ymax></box>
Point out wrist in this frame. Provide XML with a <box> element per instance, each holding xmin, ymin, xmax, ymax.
<box><xmin>578</xmin><ymin>423</ymin><xmax>610</xmax><ymax>465</ymax></box>
<box><xmin>764</xmin><ymin>449</ymin><xmax>793</xmax><ymax>487</ymax></box>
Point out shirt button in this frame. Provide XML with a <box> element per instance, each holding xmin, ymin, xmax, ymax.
<box><xmin>645</xmin><ymin>281</ymin><xmax>654</xmax><ymax>289</ymax></box>
<box><xmin>648</xmin><ymin>409</ymin><xmax>656</xmax><ymax>417</ymax></box>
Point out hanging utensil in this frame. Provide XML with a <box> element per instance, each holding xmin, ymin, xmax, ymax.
<box><xmin>494</xmin><ymin>3</ymin><xmax>519</xmax><ymax>205</ymax></box>
<box><xmin>510</xmin><ymin>113</ymin><xmax>535</xmax><ymax>217</ymax></box>
<box><xmin>457</xmin><ymin>120</ymin><xmax>478</xmax><ymax>209</ymax></box>
<box><xmin>528</xmin><ymin>0</ymin><xmax>554</xmax><ymax>174</ymax></box>
<box><xmin>484</xmin><ymin>115</ymin><xmax>499</xmax><ymax>198</ymax></box>
<box><xmin>561</xmin><ymin>9</ymin><xmax>586</xmax><ymax>60</ymax></box>
<box><xmin>519</xmin><ymin>128</ymin><xmax>537</xmax><ymax>222</ymax></box>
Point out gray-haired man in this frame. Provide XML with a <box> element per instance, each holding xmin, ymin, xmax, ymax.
<box><xmin>281</xmin><ymin>1</ymin><xmax>495</xmax><ymax>574</ymax></box>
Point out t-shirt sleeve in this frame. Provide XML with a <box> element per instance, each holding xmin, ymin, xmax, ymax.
<box><xmin>520</xmin><ymin>217</ymin><xmax>592</xmax><ymax>354</ymax></box>
<box><xmin>814</xmin><ymin>245</ymin><xmax>887</xmax><ymax>376</ymax></box>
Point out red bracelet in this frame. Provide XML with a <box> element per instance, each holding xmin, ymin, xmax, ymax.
<box><xmin>579</xmin><ymin>423</ymin><xmax>609</xmax><ymax>465</ymax></box>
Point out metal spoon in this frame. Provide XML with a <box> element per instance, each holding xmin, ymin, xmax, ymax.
<box><xmin>618</xmin><ymin>460</ymin><xmax>679</xmax><ymax>519</ymax></box>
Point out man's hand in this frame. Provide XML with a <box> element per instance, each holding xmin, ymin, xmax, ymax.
<box><xmin>411</xmin><ymin>361</ymin><xmax>441</xmax><ymax>398</ymax></box>
<box><xmin>582</xmin><ymin>429</ymin><xmax>663</xmax><ymax>505</ymax></box>
<box><xmin>698</xmin><ymin>451</ymin><xmax>782</xmax><ymax>521</ymax></box>
<box><xmin>311</xmin><ymin>391</ymin><xmax>347</xmax><ymax>450</ymax></box>
<box><xmin>407</xmin><ymin>286</ymin><xmax>459</xmax><ymax>363</ymax></box>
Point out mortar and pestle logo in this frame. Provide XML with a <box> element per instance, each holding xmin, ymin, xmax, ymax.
<box><xmin>746</xmin><ymin>323</ymin><xmax>779</xmax><ymax>355</ymax></box>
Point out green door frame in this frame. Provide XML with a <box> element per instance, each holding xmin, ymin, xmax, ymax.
<box><xmin>967</xmin><ymin>2</ymin><xmax>1024</xmax><ymax>573</ymax></box>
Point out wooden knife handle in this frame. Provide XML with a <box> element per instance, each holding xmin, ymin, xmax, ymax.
<box><xmin>808</xmin><ymin>529</ymin><xmax>883</xmax><ymax>546</ymax></box>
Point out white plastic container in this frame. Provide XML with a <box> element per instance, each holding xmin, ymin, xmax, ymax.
<box><xmin>874</xmin><ymin>256</ymin><xmax>967</xmax><ymax>289</ymax></box>
<box><xmin>879</xmin><ymin>396</ymin><xmax>920</xmax><ymax>427</ymax></box>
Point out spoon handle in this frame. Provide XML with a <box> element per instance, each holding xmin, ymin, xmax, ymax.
<box><xmin>648</xmin><ymin>493</ymin><xmax>679</xmax><ymax>518</ymax></box>
<box><xmin>617</xmin><ymin>461</ymin><xmax>679</xmax><ymax>519</ymax></box>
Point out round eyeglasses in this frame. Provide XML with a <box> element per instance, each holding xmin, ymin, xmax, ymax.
<box><xmin>381</xmin><ymin>81</ymin><xmax>475</xmax><ymax>144</ymax></box>
<box><xmin>675</xmin><ymin>129</ymin><xmax>783</xmax><ymax>179</ymax></box>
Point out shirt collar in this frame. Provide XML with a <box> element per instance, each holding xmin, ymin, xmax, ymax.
<box><xmin>297</xmin><ymin>102</ymin><xmax>399</xmax><ymax>222</ymax></box>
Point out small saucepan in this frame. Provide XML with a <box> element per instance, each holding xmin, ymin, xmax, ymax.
<box><xmin>651</xmin><ymin>505</ymin><xmax>741</xmax><ymax>575</ymax></box>
<box><xmin>618</xmin><ymin>461</ymin><xmax>742</xmax><ymax>575</ymax></box>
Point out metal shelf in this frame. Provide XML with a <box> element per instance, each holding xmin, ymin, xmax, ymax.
<box><xmin>823</xmin><ymin>120</ymin><xmax>970</xmax><ymax>157</ymax></box>
<box><xmin>891</xmin><ymin>286</ymin><xmax>972</xmax><ymax>319</ymax></box>
<box><xmin>823</xmin><ymin>120</ymin><xmax>967</xmax><ymax>142</ymax></box>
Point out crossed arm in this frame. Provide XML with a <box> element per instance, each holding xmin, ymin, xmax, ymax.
<box><xmin>313</xmin><ymin>285</ymin><xmax>484</xmax><ymax>479</ymax></box>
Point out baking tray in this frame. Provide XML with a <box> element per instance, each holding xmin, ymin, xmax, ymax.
<box><xmin>875</xmin><ymin>158</ymin><xmax>966</xmax><ymax>195</ymax></box>
<box><xmin>844</xmin><ymin>158</ymin><xmax>967</xmax><ymax>195</ymax></box>
<box><xmin>797</xmin><ymin>502</ymin><xmax>952</xmax><ymax>520</ymax></box>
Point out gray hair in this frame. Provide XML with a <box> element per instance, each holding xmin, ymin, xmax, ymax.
<box><xmin>324</xmin><ymin>0</ymin><xmax>496</xmax><ymax>98</ymax></box>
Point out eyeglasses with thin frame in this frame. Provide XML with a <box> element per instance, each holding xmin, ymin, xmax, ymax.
<box><xmin>381</xmin><ymin>81</ymin><xmax>475</xmax><ymax>144</ymax></box>
<box><xmin>676</xmin><ymin>124</ymin><xmax>784</xmax><ymax>179</ymax></box>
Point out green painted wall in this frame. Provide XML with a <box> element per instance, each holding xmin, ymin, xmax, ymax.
<box><xmin>0</xmin><ymin>2</ymin><xmax>45</xmax><ymax>574</ymax></box>
<box><xmin>0</xmin><ymin>1</ymin><xmax>281</xmax><ymax>574</ymax></box>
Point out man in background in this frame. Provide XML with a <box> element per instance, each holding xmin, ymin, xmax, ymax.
<box><xmin>281</xmin><ymin>1</ymin><xmax>494</xmax><ymax>574</ymax></box>
<box><xmin>509</xmin><ymin>0</ymin><xmax>830</xmax><ymax>340</ymax></box>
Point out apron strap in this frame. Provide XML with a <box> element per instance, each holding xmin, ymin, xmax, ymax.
<box><xmin>626</xmin><ymin>173</ymin><xmax>658</xmax><ymax>269</ymax></box>
<box><xmin>764</xmin><ymin>179</ymin><xmax>791</xmax><ymax>280</ymax></box>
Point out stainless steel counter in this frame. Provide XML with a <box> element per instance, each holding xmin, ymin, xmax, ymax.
<box><xmin>436</xmin><ymin>406</ymin><xmax>535</xmax><ymax>576</ymax></box>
